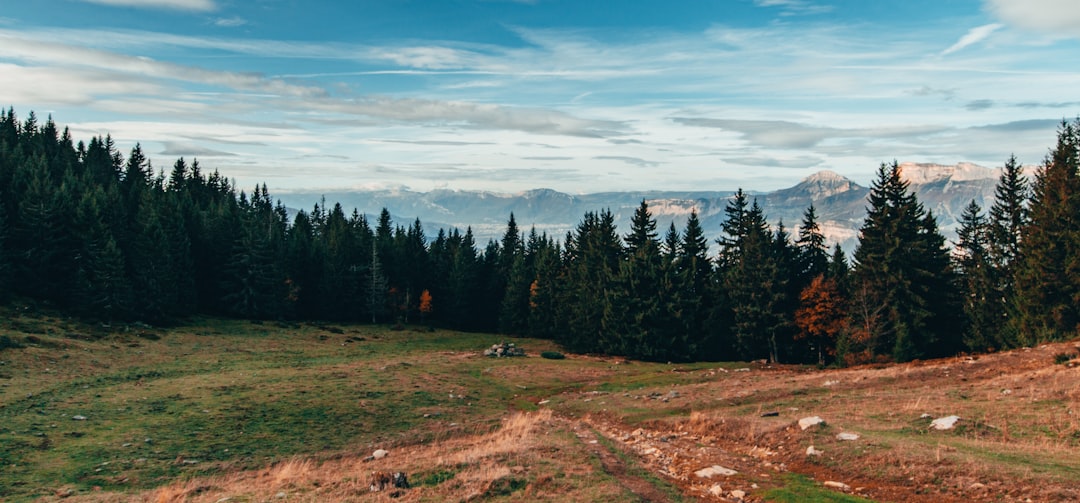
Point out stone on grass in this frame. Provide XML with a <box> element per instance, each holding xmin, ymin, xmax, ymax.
<box><xmin>373</xmin><ymin>449</ymin><xmax>389</xmax><ymax>459</ymax></box>
<box><xmin>836</xmin><ymin>432</ymin><xmax>860</xmax><ymax>441</ymax></box>
<box><xmin>72</xmin><ymin>415</ymin><xmax>87</xmax><ymax>421</ymax></box>
<box><xmin>798</xmin><ymin>416</ymin><xmax>824</xmax><ymax>430</ymax></box>
<box><xmin>806</xmin><ymin>445</ymin><xmax>823</xmax><ymax>456</ymax></box>
<box><xmin>824</xmin><ymin>481</ymin><xmax>851</xmax><ymax>491</ymax></box>
<box><xmin>930</xmin><ymin>415</ymin><xmax>961</xmax><ymax>430</ymax></box>
<box><xmin>695</xmin><ymin>465</ymin><xmax>738</xmax><ymax>478</ymax></box>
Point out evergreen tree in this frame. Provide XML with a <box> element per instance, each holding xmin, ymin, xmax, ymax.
<box><xmin>1013</xmin><ymin>119</ymin><xmax>1080</xmax><ymax>342</ymax></box>
<box><xmin>72</xmin><ymin>184</ymin><xmax>131</xmax><ymax>320</ymax></box>
<box><xmin>852</xmin><ymin>161</ymin><xmax>963</xmax><ymax>362</ymax></box>
<box><xmin>721</xmin><ymin>198</ymin><xmax>782</xmax><ymax>361</ymax></box>
<box><xmin>369</xmin><ymin>240</ymin><xmax>389</xmax><ymax>323</ymax></box>
<box><xmin>675</xmin><ymin>210</ymin><xmax>713</xmax><ymax>360</ymax></box>
<box><xmin>609</xmin><ymin>200</ymin><xmax>671</xmax><ymax>360</ymax></box>
<box><xmin>954</xmin><ymin>200</ymin><xmax>998</xmax><ymax>351</ymax></box>
<box><xmin>527</xmin><ymin>232</ymin><xmax>562</xmax><ymax>339</ymax></box>
<box><xmin>559</xmin><ymin>210</ymin><xmax>622</xmax><ymax>353</ymax></box>
<box><xmin>986</xmin><ymin>154</ymin><xmax>1029</xmax><ymax>347</ymax></box>
<box><xmin>796</xmin><ymin>204</ymin><xmax>829</xmax><ymax>283</ymax></box>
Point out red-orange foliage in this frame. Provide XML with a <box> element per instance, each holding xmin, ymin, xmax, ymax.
<box><xmin>795</xmin><ymin>275</ymin><xmax>848</xmax><ymax>363</ymax></box>
<box><xmin>419</xmin><ymin>289</ymin><xmax>433</xmax><ymax>315</ymax></box>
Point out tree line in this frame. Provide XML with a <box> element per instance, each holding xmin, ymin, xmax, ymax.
<box><xmin>1</xmin><ymin>109</ymin><xmax>1077</xmax><ymax>365</ymax></box>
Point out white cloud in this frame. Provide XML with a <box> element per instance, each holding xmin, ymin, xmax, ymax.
<box><xmin>985</xmin><ymin>0</ymin><xmax>1080</xmax><ymax>38</ymax></box>
<box><xmin>76</xmin><ymin>0</ymin><xmax>216</xmax><ymax>11</ymax></box>
<box><xmin>213</xmin><ymin>17</ymin><xmax>248</xmax><ymax>28</ymax></box>
<box><xmin>753</xmin><ymin>0</ymin><xmax>833</xmax><ymax>16</ymax></box>
<box><xmin>942</xmin><ymin>23</ymin><xmax>1003</xmax><ymax>55</ymax></box>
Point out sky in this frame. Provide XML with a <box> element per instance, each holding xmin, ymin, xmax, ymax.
<box><xmin>1</xmin><ymin>0</ymin><xmax>1079</xmax><ymax>194</ymax></box>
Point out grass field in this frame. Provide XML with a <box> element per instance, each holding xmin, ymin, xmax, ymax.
<box><xmin>2</xmin><ymin>306</ymin><xmax>1079</xmax><ymax>502</ymax></box>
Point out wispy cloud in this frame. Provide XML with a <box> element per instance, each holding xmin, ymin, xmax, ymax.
<box><xmin>942</xmin><ymin>23</ymin><xmax>1003</xmax><ymax>55</ymax></box>
<box><xmin>76</xmin><ymin>0</ymin><xmax>217</xmax><ymax>12</ymax></box>
<box><xmin>213</xmin><ymin>17</ymin><xmax>248</xmax><ymax>28</ymax></box>
<box><xmin>593</xmin><ymin>155</ymin><xmax>660</xmax><ymax>168</ymax></box>
<box><xmin>753</xmin><ymin>0</ymin><xmax>833</xmax><ymax>16</ymax></box>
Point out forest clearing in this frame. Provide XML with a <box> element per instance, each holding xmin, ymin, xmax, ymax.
<box><xmin>2</xmin><ymin>308</ymin><xmax>1078</xmax><ymax>502</ymax></box>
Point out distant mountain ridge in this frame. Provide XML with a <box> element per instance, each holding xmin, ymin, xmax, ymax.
<box><xmin>274</xmin><ymin>162</ymin><xmax>1018</xmax><ymax>253</ymax></box>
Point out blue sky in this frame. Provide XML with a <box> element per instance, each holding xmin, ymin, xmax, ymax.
<box><xmin>1</xmin><ymin>0</ymin><xmax>1078</xmax><ymax>193</ymax></box>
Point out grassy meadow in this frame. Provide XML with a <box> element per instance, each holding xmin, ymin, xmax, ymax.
<box><xmin>2</xmin><ymin>306</ymin><xmax>1079</xmax><ymax>502</ymax></box>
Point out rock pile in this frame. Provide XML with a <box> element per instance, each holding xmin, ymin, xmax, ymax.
<box><xmin>484</xmin><ymin>342</ymin><xmax>525</xmax><ymax>357</ymax></box>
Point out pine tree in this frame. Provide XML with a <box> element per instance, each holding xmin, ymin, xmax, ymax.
<box><xmin>852</xmin><ymin>162</ymin><xmax>963</xmax><ymax>362</ymax></box>
<box><xmin>796</xmin><ymin>204</ymin><xmax>829</xmax><ymax>283</ymax></box>
<box><xmin>1013</xmin><ymin>119</ymin><xmax>1080</xmax><ymax>342</ymax></box>
<box><xmin>610</xmin><ymin>200</ymin><xmax>669</xmax><ymax>360</ymax></box>
<box><xmin>560</xmin><ymin>210</ymin><xmax>622</xmax><ymax>353</ymax></box>
<box><xmin>721</xmin><ymin>198</ymin><xmax>782</xmax><ymax>361</ymax></box>
<box><xmin>954</xmin><ymin>200</ymin><xmax>998</xmax><ymax>351</ymax></box>
<box><xmin>675</xmin><ymin>210</ymin><xmax>713</xmax><ymax>360</ymax></box>
<box><xmin>986</xmin><ymin>154</ymin><xmax>1029</xmax><ymax>347</ymax></box>
<box><xmin>369</xmin><ymin>240</ymin><xmax>389</xmax><ymax>323</ymax></box>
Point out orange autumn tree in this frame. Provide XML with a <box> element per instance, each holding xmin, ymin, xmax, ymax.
<box><xmin>795</xmin><ymin>274</ymin><xmax>848</xmax><ymax>366</ymax></box>
<box><xmin>418</xmin><ymin>289</ymin><xmax>433</xmax><ymax>323</ymax></box>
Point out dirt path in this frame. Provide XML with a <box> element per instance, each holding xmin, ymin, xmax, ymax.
<box><xmin>572</xmin><ymin>422</ymin><xmax>689</xmax><ymax>502</ymax></box>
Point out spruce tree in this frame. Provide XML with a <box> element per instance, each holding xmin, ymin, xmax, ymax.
<box><xmin>986</xmin><ymin>154</ymin><xmax>1029</xmax><ymax>347</ymax></box>
<box><xmin>610</xmin><ymin>200</ymin><xmax>669</xmax><ymax>360</ymax></box>
<box><xmin>675</xmin><ymin>210</ymin><xmax>713</xmax><ymax>360</ymax></box>
<box><xmin>796</xmin><ymin>204</ymin><xmax>829</xmax><ymax>283</ymax></box>
<box><xmin>1013</xmin><ymin>119</ymin><xmax>1080</xmax><ymax>341</ymax></box>
<box><xmin>852</xmin><ymin>162</ymin><xmax>963</xmax><ymax>362</ymax></box>
<box><xmin>954</xmin><ymin>200</ymin><xmax>998</xmax><ymax>351</ymax></box>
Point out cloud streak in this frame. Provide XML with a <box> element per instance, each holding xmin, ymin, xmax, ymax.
<box><xmin>942</xmin><ymin>23</ymin><xmax>1003</xmax><ymax>55</ymax></box>
<box><xmin>76</xmin><ymin>0</ymin><xmax>216</xmax><ymax>12</ymax></box>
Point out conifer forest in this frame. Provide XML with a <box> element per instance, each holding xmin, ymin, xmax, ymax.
<box><xmin>1</xmin><ymin>109</ymin><xmax>1078</xmax><ymax>365</ymax></box>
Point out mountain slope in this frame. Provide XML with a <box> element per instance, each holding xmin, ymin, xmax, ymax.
<box><xmin>275</xmin><ymin>163</ymin><xmax>1010</xmax><ymax>252</ymax></box>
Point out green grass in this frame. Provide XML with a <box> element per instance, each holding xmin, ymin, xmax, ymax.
<box><xmin>763</xmin><ymin>474</ymin><xmax>876</xmax><ymax>503</ymax></box>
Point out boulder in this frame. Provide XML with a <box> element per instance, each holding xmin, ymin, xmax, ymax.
<box><xmin>798</xmin><ymin>416</ymin><xmax>824</xmax><ymax>430</ymax></box>
<box><xmin>824</xmin><ymin>481</ymin><xmax>851</xmax><ymax>491</ymax></box>
<box><xmin>930</xmin><ymin>415</ymin><xmax>961</xmax><ymax>430</ymax></box>
<box><xmin>695</xmin><ymin>465</ymin><xmax>738</xmax><ymax>478</ymax></box>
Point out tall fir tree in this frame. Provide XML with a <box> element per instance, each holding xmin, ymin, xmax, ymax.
<box><xmin>1013</xmin><ymin>119</ymin><xmax>1080</xmax><ymax>342</ymax></box>
<box><xmin>852</xmin><ymin>162</ymin><xmax>963</xmax><ymax>362</ymax></box>
<box><xmin>986</xmin><ymin>154</ymin><xmax>1029</xmax><ymax>347</ymax></box>
<box><xmin>954</xmin><ymin>200</ymin><xmax>998</xmax><ymax>351</ymax></box>
<box><xmin>674</xmin><ymin>210</ymin><xmax>713</xmax><ymax>360</ymax></box>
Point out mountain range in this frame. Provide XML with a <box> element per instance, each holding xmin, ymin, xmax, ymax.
<box><xmin>274</xmin><ymin>162</ymin><xmax>1023</xmax><ymax>253</ymax></box>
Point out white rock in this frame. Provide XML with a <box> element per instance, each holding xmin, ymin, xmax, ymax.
<box><xmin>730</xmin><ymin>489</ymin><xmax>747</xmax><ymax>499</ymax></box>
<box><xmin>372</xmin><ymin>449</ymin><xmax>389</xmax><ymax>459</ymax></box>
<box><xmin>836</xmin><ymin>432</ymin><xmax>860</xmax><ymax>441</ymax></box>
<box><xmin>806</xmin><ymin>445</ymin><xmax>823</xmax><ymax>456</ymax></box>
<box><xmin>708</xmin><ymin>484</ymin><xmax>724</xmax><ymax>497</ymax></box>
<box><xmin>695</xmin><ymin>465</ymin><xmax>738</xmax><ymax>478</ymax></box>
<box><xmin>930</xmin><ymin>415</ymin><xmax>961</xmax><ymax>430</ymax></box>
<box><xmin>798</xmin><ymin>416</ymin><xmax>824</xmax><ymax>430</ymax></box>
<box><xmin>920</xmin><ymin>413</ymin><xmax>932</xmax><ymax>419</ymax></box>
<box><xmin>72</xmin><ymin>415</ymin><xmax>87</xmax><ymax>421</ymax></box>
<box><xmin>824</xmin><ymin>481</ymin><xmax>851</xmax><ymax>491</ymax></box>
<box><xmin>823</xmin><ymin>380</ymin><xmax>839</xmax><ymax>387</ymax></box>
